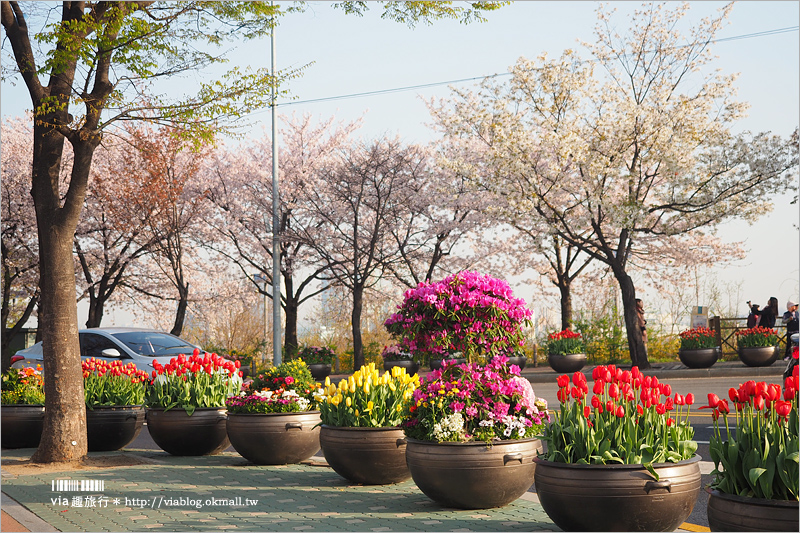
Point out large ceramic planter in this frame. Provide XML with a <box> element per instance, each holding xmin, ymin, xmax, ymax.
<box><xmin>227</xmin><ymin>411</ymin><xmax>321</xmax><ymax>465</ymax></box>
<box><xmin>506</xmin><ymin>356</ymin><xmax>527</xmax><ymax>370</ymax></box>
<box><xmin>548</xmin><ymin>353</ymin><xmax>587</xmax><ymax>373</ymax></box>
<box><xmin>737</xmin><ymin>346</ymin><xmax>779</xmax><ymax>367</ymax></box>
<box><xmin>383</xmin><ymin>360</ymin><xmax>419</xmax><ymax>375</ymax></box>
<box><xmin>307</xmin><ymin>363</ymin><xmax>332</xmax><ymax>381</ymax></box>
<box><xmin>405</xmin><ymin>437</ymin><xmax>543</xmax><ymax>509</ymax></box>
<box><xmin>146</xmin><ymin>407</ymin><xmax>229</xmax><ymax>456</ymax></box>
<box><xmin>1</xmin><ymin>404</ymin><xmax>44</xmax><ymax>449</ymax></box>
<box><xmin>678</xmin><ymin>347</ymin><xmax>720</xmax><ymax>369</ymax></box>
<box><xmin>429</xmin><ymin>358</ymin><xmax>466</xmax><ymax>371</ymax></box>
<box><xmin>319</xmin><ymin>425</ymin><xmax>410</xmax><ymax>484</ymax></box>
<box><xmin>86</xmin><ymin>405</ymin><xmax>145</xmax><ymax>451</ymax></box>
<box><xmin>706</xmin><ymin>487</ymin><xmax>799</xmax><ymax>532</ymax></box>
<box><xmin>534</xmin><ymin>456</ymin><xmax>701</xmax><ymax>531</ymax></box>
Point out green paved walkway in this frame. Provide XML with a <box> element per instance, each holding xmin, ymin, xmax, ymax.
<box><xmin>1</xmin><ymin>449</ymin><xmax>558</xmax><ymax>532</ymax></box>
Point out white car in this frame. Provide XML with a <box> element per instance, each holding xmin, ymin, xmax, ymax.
<box><xmin>11</xmin><ymin>327</ymin><xmax>206</xmax><ymax>376</ymax></box>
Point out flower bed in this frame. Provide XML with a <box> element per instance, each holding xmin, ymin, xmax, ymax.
<box><xmin>319</xmin><ymin>363</ymin><xmax>418</xmax><ymax>427</ymax></box>
<box><xmin>146</xmin><ymin>349</ymin><xmax>242</xmax><ymax>414</ymax></box>
<box><xmin>542</xmin><ymin>365</ymin><xmax>697</xmax><ymax>474</ymax></box>
<box><xmin>402</xmin><ymin>356</ymin><xmax>548</xmax><ymax>443</ymax></box>
<box><xmin>678</xmin><ymin>326</ymin><xmax>718</xmax><ymax>350</ymax></box>
<box><xmin>83</xmin><ymin>358</ymin><xmax>149</xmax><ymax>407</ymax></box>
<box><xmin>298</xmin><ymin>346</ymin><xmax>336</xmax><ymax>365</ymax></box>
<box><xmin>545</xmin><ymin>329</ymin><xmax>584</xmax><ymax>355</ymax></box>
<box><xmin>736</xmin><ymin>326</ymin><xmax>779</xmax><ymax>348</ymax></box>
<box><xmin>1</xmin><ymin>366</ymin><xmax>44</xmax><ymax>405</ymax></box>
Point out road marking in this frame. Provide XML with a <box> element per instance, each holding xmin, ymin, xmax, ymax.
<box><xmin>679</xmin><ymin>522</ymin><xmax>711</xmax><ymax>532</ymax></box>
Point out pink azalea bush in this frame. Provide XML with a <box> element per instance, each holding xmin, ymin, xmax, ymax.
<box><xmin>401</xmin><ymin>356</ymin><xmax>549</xmax><ymax>443</ymax></box>
<box><xmin>385</xmin><ymin>271</ymin><xmax>532</xmax><ymax>363</ymax></box>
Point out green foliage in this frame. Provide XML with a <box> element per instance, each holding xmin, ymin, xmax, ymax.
<box><xmin>573</xmin><ymin>314</ymin><xmax>628</xmax><ymax>364</ymax></box>
<box><xmin>332</xmin><ymin>1</ymin><xmax>509</xmax><ymax>27</ymax></box>
<box><xmin>1</xmin><ymin>367</ymin><xmax>45</xmax><ymax>405</ymax></box>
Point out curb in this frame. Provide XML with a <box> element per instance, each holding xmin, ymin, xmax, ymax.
<box><xmin>1</xmin><ymin>492</ymin><xmax>58</xmax><ymax>532</ymax></box>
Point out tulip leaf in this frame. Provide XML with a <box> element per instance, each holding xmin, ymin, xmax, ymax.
<box><xmin>644</xmin><ymin>462</ymin><xmax>659</xmax><ymax>481</ymax></box>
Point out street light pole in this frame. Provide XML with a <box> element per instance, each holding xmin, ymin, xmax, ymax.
<box><xmin>270</xmin><ymin>4</ymin><xmax>282</xmax><ymax>366</ymax></box>
<box><xmin>254</xmin><ymin>273</ymin><xmax>268</xmax><ymax>364</ymax></box>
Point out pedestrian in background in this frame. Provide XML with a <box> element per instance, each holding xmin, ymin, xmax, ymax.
<box><xmin>757</xmin><ymin>297</ymin><xmax>779</xmax><ymax>329</ymax></box>
<box><xmin>635</xmin><ymin>298</ymin><xmax>647</xmax><ymax>347</ymax></box>
<box><xmin>783</xmin><ymin>300</ymin><xmax>798</xmax><ymax>361</ymax></box>
<box><xmin>746</xmin><ymin>302</ymin><xmax>760</xmax><ymax>328</ymax></box>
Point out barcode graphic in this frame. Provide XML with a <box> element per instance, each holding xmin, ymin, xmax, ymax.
<box><xmin>51</xmin><ymin>479</ymin><xmax>104</xmax><ymax>492</ymax></box>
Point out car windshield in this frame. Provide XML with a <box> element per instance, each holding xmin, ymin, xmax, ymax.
<box><xmin>112</xmin><ymin>332</ymin><xmax>197</xmax><ymax>357</ymax></box>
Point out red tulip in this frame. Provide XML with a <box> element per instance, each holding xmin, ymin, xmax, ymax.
<box><xmin>656</xmin><ymin>403</ymin><xmax>666</xmax><ymax>415</ymax></box>
<box><xmin>593</xmin><ymin>381</ymin><xmax>605</xmax><ymax>395</ymax></box>
<box><xmin>685</xmin><ymin>393</ymin><xmax>695</xmax><ymax>405</ymax></box>
<box><xmin>615</xmin><ymin>405</ymin><xmax>625</xmax><ymax>418</ymax></box>
<box><xmin>557</xmin><ymin>388</ymin><xmax>569</xmax><ymax>403</ymax></box>
<box><xmin>753</xmin><ymin>395</ymin><xmax>765</xmax><ymax>411</ymax></box>
<box><xmin>728</xmin><ymin>387</ymin><xmax>738</xmax><ymax>402</ymax></box>
<box><xmin>775</xmin><ymin>400</ymin><xmax>792</xmax><ymax>418</ymax></box>
<box><xmin>584</xmin><ymin>405</ymin><xmax>591</xmax><ymax>418</ymax></box>
<box><xmin>557</xmin><ymin>375</ymin><xmax>569</xmax><ymax>388</ymax></box>
<box><xmin>631</xmin><ymin>367</ymin><xmax>641</xmax><ymax>380</ymax></box>
<box><xmin>591</xmin><ymin>395</ymin><xmax>602</xmax><ymax>409</ymax></box>
<box><xmin>609</xmin><ymin>383</ymin><xmax>620</xmax><ymax>399</ymax></box>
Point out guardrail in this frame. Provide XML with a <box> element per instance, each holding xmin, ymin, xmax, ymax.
<box><xmin>709</xmin><ymin>316</ymin><xmax>788</xmax><ymax>356</ymax></box>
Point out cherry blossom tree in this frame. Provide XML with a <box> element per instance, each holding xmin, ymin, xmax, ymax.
<box><xmin>1</xmin><ymin>116</ymin><xmax>40</xmax><ymax>370</ymax></box>
<box><xmin>296</xmin><ymin>136</ymin><xmax>431</xmax><ymax>370</ymax></box>
<box><xmin>204</xmin><ymin>114</ymin><xmax>360</xmax><ymax>358</ymax></box>
<box><xmin>430</xmin><ymin>2</ymin><xmax>798</xmax><ymax>368</ymax></box>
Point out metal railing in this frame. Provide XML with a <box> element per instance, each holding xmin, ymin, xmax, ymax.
<box><xmin>709</xmin><ymin>316</ymin><xmax>788</xmax><ymax>356</ymax></box>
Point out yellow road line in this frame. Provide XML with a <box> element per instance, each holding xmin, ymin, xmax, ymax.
<box><xmin>679</xmin><ymin>522</ymin><xmax>711</xmax><ymax>532</ymax></box>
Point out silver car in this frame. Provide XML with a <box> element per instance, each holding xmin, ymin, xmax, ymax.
<box><xmin>11</xmin><ymin>327</ymin><xmax>204</xmax><ymax>376</ymax></box>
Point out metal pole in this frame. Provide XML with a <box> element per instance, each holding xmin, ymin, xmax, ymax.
<box><xmin>271</xmin><ymin>5</ymin><xmax>282</xmax><ymax>366</ymax></box>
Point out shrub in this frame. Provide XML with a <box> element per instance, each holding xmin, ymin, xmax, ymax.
<box><xmin>385</xmin><ymin>270</ymin><xmax>532</xmax><ymax>364</ymax></box>
<box><xmin>247</xmin><ymin>359</ymin><xmax>319</xmax><ymax>401</ymax></box>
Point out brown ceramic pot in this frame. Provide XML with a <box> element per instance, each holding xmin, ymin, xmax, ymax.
<box><xmin>405</xmin><ymin>437</ymin><xmax>543</xmax><ymax>509</ymax></box>
<box><xmin>548</xmin><ymin>353</ymin><xmax>587</xmax><ymax>373</ymax></box>
<box><xmin>533</xmin><ymin>456</ymin><xmax>701</xmax><ymax>531</ymax></box>
<box><xmin>0</xmin><ymin>404</ymin><xmax>44</xmax><ymax>449</ymax></box>
<box><xmin>382</xmin><ymin>360</ymin><xmax>419</xmax><ymax>375</ymax></box>
<box><xmin>737</xmin><ymin>346</ymin><xmax>779</xmax><ymax>367</ymax></box>
<box><xmin>146</xmin><ymin>407</ymin><xmax>229</xmax><ymax>456</ymax></box>
<box><xmin>86</xmin><ymin>405</ymin><xmax>145</xmax><ymax>451</ymax></box>
<box><xmin>319</xmin><ymin>425</ymin><xmax>410</xmax><ymax>485</ymax></box>
<box><xmin>706</xmin><ymin>487</ymin><xmax>799</xmax><ymax>532</ymax></box>
<box><xmin>227</xmin><ymin>411</ymin><xmax>320</xmax><ymax>465</ymax></box>
<box><xmin>678</xmin><ymin>347</ymin><xmax>720</xmax><ymax>369</ymax></box>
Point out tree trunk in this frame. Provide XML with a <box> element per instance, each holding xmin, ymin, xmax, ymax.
<box><xmin>284</xmin><ymin>299</ymin><xmax>299</xmax><ymax>359</ymax></box>
<box><xmin>29</xmin><ymin>129</ymin><xmax>94</xmax><ymax>463</ymax></box>
<box><xmin>615</xmin><ymin>270</ymin><xmax>650</xmax><ymax>370</ymax></box>
<box><xmin>170</xmin><ymin>290</ymin><xmax>188</xmax><ymax>337</ymax></box>
<box><xmin>557</xmin><ymin>278</ymin><xmax>573</xmax><ymax>331</ymax></box>
<box><xmin>352</xmin><ymin>284</ymin><xmax>364</xmax><ymax>371</ymax></box>
<box><xmin>85</xmin><ymin>290</ymin><xmax>105</xmax><ymax>328</ymax></box>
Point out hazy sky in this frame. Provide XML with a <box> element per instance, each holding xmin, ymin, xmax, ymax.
<box><xmin>2</xmin><ymin>1</ymin><xmax>798</xmax><ymax>326</ymax></box>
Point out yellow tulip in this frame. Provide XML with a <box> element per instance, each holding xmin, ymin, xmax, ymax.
<box><xmin>324</xmin><ymin>376</ymin><xmax>331</xmax><ymax>387</ymax></box>
<box><xmin>364</xmin><ymin>382</ymin><xmax>370</xmax><ymax>394</ymax></box>
<box><xmin>346</xmin><ymin>397</ymin><xmax>352</xmax><ymax>408</ymax></box>
<box><xmin>349</xmin><ymin>382</ymin><xmax>356</xmax><ymax>394</ymax></box>
<box><xmin>389</xmin><ymin>382</ymin><xmax>396</xmax><ymax>392</ymax></box>
<box><xmin>366</xmin><ymin>400</ymin><xmax>374</xmax><ymax>413</ymax></box>
<box><xmin>355</xmin><ymin>409</ymin><xmax>360</xmax><ymax>417</ymax></box>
